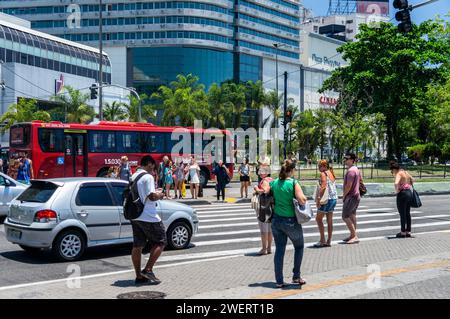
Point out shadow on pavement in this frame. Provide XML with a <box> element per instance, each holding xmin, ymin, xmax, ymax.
<box><xmin>249</xmin><ymin>282</ymin><xmax>301</xmax><ymax>290</ymax></box>
<box><xmin>112</xmin><ymin>280</ymin><xmax>162</xmax><ymax>288</ymax></box>
<box><xmin>0</xmin><ymin>244</ymin><xmax>133</xmax><ymax>264</ymax></box>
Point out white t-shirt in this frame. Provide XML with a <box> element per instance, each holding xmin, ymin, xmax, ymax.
<box><xmin>131</xmin><ymin>169</ymin><xmax>161</xmax><ymax>223</ymax></box>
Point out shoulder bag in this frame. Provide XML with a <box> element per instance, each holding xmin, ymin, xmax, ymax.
<box><xmin>292</xmin><ymin>179</ymin><xmax>313</xmax><ymax>224</ymax></box>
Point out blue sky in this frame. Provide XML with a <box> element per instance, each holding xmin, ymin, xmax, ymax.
<box><xmin>302</xmin><ymin>0</ymin><xmax>450</xmax><ymax>23</ymax></box>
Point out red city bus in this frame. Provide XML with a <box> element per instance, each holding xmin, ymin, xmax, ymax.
<box><xmin>8</xmin><ymin>121</ymin><xmax>233</xmax><ymax>187</ymax></box>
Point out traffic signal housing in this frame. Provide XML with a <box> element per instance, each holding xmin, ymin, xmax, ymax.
<box><xmin>90</xmin><ymin>84</ymin><xmax>98</xmax><ymax>100</ymax></box>
<box><xmin>286</xmin><ymin>110</ymin><xmax>293</xmax><ymax>123</ymax></box>
<box><xmin>393</xmin><ymin>0</ymin><xmax>412</xmax><ymax>33</ymax></box>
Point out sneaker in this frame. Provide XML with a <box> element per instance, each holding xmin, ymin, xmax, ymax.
<box><xmin>135</xmin><ymin>277</ymin><xmax>150</xmax><ymax>285</ymax></box>
<box><xmin>141</xmin><ymin>270</ymin><xmax>161</xmax><ymax>284</ymax></box>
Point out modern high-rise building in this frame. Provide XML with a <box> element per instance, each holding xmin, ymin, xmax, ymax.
<box><xmin>0</xmin><ymin>0</ymin><xmax>302</xmax><ymax>107</ymax></box>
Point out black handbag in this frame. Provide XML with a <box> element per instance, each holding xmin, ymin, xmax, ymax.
<box><xmin>410</xmin><ymin>188</ymin><xmax>422</xmax><ymax>208</ymax></box>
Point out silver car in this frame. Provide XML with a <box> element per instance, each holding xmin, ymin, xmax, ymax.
<box><xmin>4</xmin><ymin>178</ymin><xmax>199</xmax><ymax>261</ymax></box>
<box><xmin>0</xmin><ymin>173</ymin><xmax>28</xmax><ymax>222</ymax></box>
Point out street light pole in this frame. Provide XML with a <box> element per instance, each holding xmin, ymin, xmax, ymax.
<box><xmin>98</xmin><ymin>0</ymin><xmax>103</xmax><ymax>120</ymax></box>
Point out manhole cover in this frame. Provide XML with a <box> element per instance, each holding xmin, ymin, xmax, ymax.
<box><xmin>117</xmin><ymin>291</ymin><xmax>166</xmax><ymax>299</ymax></box>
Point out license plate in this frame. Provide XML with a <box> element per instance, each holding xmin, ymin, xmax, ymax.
<box><xmin>8</xmin><ymin>229</ymin><xmax>22</xmax><ymax>240</ymax></box>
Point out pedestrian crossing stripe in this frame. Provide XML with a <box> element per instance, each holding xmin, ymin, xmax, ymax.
<box><xmin>195</xmin><ymin>214</ymin><xmax>449</xmax><ymax>237</ymax></box>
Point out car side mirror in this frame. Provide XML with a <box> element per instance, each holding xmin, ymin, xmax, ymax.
<box><xmin>5</xmin><ymin>179</ymin><xmax>11</xmax><ymax>187</ymax></box>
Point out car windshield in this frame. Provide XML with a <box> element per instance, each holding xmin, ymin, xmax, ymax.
<box><xmin>17</xmin><ymin>181</ymin><xmax>59</xmax><ymax>203</ymax></box>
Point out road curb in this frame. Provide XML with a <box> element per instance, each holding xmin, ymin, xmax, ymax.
<box><xmin>175</xmin><ymin>199</ymin><xmax>211</xmax><ymax>205</ymax></box>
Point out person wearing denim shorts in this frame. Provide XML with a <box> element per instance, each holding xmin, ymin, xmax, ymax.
<box><xmin>314</xmin><ymin>160</ymin><xmax>338</xmax><ymax>248</ymax></box>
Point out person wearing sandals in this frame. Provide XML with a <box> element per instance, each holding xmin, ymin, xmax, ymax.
<box><xmin>314</xmin><ymin>160</ymin><xmax>338</xmax><ymax>248</ymax></box>
<box><xmin>342</xmin><ymin>153</ymin><xmax>361</xmax><ymax>244</ymax></box>
<box><xmin>262</xmin><ymin>160</ymin><xmax>307</xmax><ymax>288</ymax></box>
<box><xmin>239</xmin><ymin>159</ymin><xmax>251</xmax><ymax>198</ymax></box>
<box><xmin>390</xmin><ymin>161</ymin><xmax>414</xmax><ymax>238</ymax></box>
<box><xmin>173</xmin><ymin>160</ymin><xmax>185</xmax><ymax>199</ymax></box>
<box><xmin>253</xmin><ymin>165</ymin><xmax>273</xmax><ymax>256</ymax></box>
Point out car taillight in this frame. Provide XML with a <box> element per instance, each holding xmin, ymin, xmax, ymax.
<box><xmin>34</xmin><ymin>210</ymin><xmax>57</xmax><ymax>223</ymax></box>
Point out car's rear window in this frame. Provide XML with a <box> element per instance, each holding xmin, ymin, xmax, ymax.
<box><xmin>17</xmin><ymin>181</ymin><xmax>59</xmax><ymax>203</ymax></box>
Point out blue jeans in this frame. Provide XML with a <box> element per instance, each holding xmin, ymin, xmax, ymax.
<box><xmin>271</xmin><ymin>215</ymin><xmax>305</xmax><ymax>285</ymax></box>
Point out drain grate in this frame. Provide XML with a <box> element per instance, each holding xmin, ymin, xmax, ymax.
<box><xmin>117</xmin><ymin>291</ymin><xmax>167</xmax><ymax>299</ymax></box>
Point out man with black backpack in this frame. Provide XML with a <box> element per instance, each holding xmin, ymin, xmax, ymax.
<box><xmin>127</xmin><ymin>155</ymin><xmax>166</xmax><ymax>285</ymax></box>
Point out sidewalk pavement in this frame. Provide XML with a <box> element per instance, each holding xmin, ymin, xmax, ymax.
<box><xmin>176</xmin><ymin>182</ymin><xmax>450</xmax><ymax>205</ymax></box>
<box><xmin>1</xmin><ymin>231</ymin><xmax>449</xmax><ymax>299</ymax></box>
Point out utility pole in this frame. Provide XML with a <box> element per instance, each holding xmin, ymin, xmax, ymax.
<box><xmin>98</xmin><ymin>0</ymin><xmax>104</xmax><ymax>120</ymax></box>
<box><xmin>283</xmin><ymin>71</ymin><xmax>288</xmax><ymax>161</ymax></box>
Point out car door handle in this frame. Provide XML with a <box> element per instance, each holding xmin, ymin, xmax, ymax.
<box><xmin>77</xmin><ymin>211</ymin><xmax>89</xmax><ymax>218</ymax></box>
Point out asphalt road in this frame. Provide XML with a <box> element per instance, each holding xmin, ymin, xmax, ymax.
<box><xmin>0</xmin><ymin>195</ymin><xmax>449</xmax><ymax>289</ymax></box>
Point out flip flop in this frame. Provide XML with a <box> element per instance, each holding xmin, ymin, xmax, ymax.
<box><xmin>346</xmin><ymin>238</ymin><xmax>360</xmax><ymax>244</ymax></box>
<box><xmin>313</xmin><ymin>242</ymin><xmax>326</xmax><ymax>248</ymax></box>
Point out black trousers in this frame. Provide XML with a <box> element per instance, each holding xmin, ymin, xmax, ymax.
<box><xmin>217</xmin><ymin>185</ymin><xmax>225</xmax><ymax>201</ymax></box>
<box><xmin>397</xmin><ymin>190</ymin><xmax>413</xmax><ymax>232</ymax></box>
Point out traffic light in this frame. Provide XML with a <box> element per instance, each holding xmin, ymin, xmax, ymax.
<box><xmin>90</xmin><ymin>84</ymin><xmax>98</xmax><ymax>100</ymax></box>
<box><xmin>393</xmin><ymin>0</ymin><xmax>412</xmax><ymax>33</ymax></box>
<box><xmin>286</xmin><ymin>110</ymin><xmax>293</xmax><ymax>123</ymax></box>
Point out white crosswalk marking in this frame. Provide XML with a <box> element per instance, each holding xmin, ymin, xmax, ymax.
<box><xmin>198</xmin><ymin>211</ymin><xmax>426</xmax><ymax>229</ymax></box>
<box><xmin>187</xmin><ymin>201</ymin><xmax>450</xmax><ymax>251</ymax></box>
<box><xmin>199</xmin><ymin>208</ymin><xmax>395</xmax><ymax>223</ymax></box>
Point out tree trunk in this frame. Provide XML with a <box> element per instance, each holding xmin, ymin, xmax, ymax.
<box><xmin>385</xmin><ymin>116</ymin><xmax>395</xmax><ymax>160</ymax></box>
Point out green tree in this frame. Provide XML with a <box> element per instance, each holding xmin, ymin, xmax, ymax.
<box><xmin>103</xmin><ymin>101</ymin><xmax>127</xmax><ymax>121</ymax></box>
<box><xmin>321</xmin><ymin>20</ymin><xmax>450</xmax><ymax>159</ymax></box>
<box><xmin>294</xmin><ymin>110</ymin><xmax>318</xmax><ymax>159</ymax></box>
<box><xmin>0</xmin><ymin>98</ymin><xmax>50</xmax><ymax>133</ymax></box>
<box><xmin>124</xmin><ymin>94</ymin><xmax>156</xmax><ymax>122</ymax></box>
<box><xmin>207</xmin><ymin>83</ymin><xmax>227</xmax><ymax>129</ymax></box>
<box><xmin>52</xmin><ymin>86</ymin><xmax>94</xmax><ymax>123</ymax></box>
<box><xmin>222</xmin><ymin>82</ymin><xmax>246</xmax><ymax>129</ymax></box>
<box><xmin>152</xmin><ymin>75</ymin><xmax>210</xmax><ymax>126</ymax></box>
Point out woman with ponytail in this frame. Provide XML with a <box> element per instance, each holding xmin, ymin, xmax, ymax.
<box><xmin>314</xmin><ymin>160</ymin><xmax>338</xmax><ymax>248</ymax></box>
<box><xmin>262</xmin><ymin>159</ymin><xmax>307</xmax><ymax>288</ymax></box>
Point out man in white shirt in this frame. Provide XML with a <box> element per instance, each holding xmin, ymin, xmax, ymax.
<box><xmin>130</xmin><ymin>155</ymin><xmax>165</xmax><ymax>285</ymax></box>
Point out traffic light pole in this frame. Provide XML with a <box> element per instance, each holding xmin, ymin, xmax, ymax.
<box><xmin>411</xmin><ymin>0</ymin><xmax>440</xmax><ymax>10</ymax></box>
<box><xmin>98</xmin><ymin>0</ymin><xmax>103</xmax><ymax>120</ymax></box>
<box><xmin>283</xmin><ymin>71</ymin><xmax>288</xmax><ymax>161</ymax></box>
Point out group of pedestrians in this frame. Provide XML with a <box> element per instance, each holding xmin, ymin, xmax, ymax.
<box><xmin>7</xmin><ymin>152</ymin><xmax>33</xmax><ymax>184</ymax></box>
<box><xmin>254</xmin><ymin>153</ymin><xmax>417</xmax><ymax>288</ymax></box>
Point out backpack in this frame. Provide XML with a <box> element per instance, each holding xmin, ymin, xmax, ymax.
<box><xmin>258</xmin><ymin>191</ymin><xmax>274</xmax><ymax>223</ymax></box>
<box><xmin>123</xmin><ymin>172</ymin><xmax>148</xmax><ymax>220</ymax></box>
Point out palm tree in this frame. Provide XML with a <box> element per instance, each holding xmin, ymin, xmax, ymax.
<box><xmin>52</xmin><ymin>86</ymin><xmax>94</xmax><ymax>123</ymax></box>
<box><xmin>124</xmin><ymin>94</ymin><xmax>156</xmax><ymax>122</ymax></box>
<box><xmin>222</xmin><ymin>82</ymin><xmax>246</xmax><ymax>129</ymax></box>
<box><xmin>244</xmin><ymin>80</ymin><xmax>266</xmax><ymax>128</ymax></box>
<box><xmin>0</xmin><ymin>98</ymin><xmax>50</xmax><ymax>133</ymax></box>
<box><xmin>152</xmin><ymin>83</ymin><xmax>210</xmax><ymax>127</ymax></box>
<box><xmin>207</xmin><ymin>83</ymin><xmax>226</xmax><ymax>129</ymax></box>
<box><xmin>171</xmin><ymin>74</ymin><xmax>205</xmax><ymax>91</ymax></box>
<box><xmin>262</xmin><ymin>90</ymin><xmax>282</xmax><ymax>129</ymax></box>
<box><xmin>103</xmin><ymin>101</ymin><xmax>127</xmax><ymax>121</ymax></box>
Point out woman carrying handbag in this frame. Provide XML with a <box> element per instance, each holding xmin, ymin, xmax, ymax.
<box><xmin>313</xmin><ymin>160</ymin><xmax>338</xmax><ymax>248</ymax></box>
<box><xmin>390</xmin><ymin>161</ymin><xmax>415</xmax><ymax>238</ymax></box>
<box><xmin>262</xmin><ymin>160</ymin><xmax>307</xmax><ymax>288</ymax></box>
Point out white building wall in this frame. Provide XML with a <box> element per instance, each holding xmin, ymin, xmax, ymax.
<box><xmin>103</xmin><ymin>46</ymin><xmax>128</xmax><ymax>87</ymax></box>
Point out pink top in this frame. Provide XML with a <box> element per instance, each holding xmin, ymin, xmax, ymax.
<box><xmin>257</xmin><ymin>177</ymin><xmax>273</xmax><ymax>191</ymax></box>
<box><xmin>344</xmin><ymin>166</ymin><xmax>360</xmax><ymax>198</ymax></box>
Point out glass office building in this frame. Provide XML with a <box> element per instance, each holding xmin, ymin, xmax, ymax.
<box><xmin>0</xmin><ymin>0</ymin><xmax>301</xmax><ymax>93</ymax></box>
<box><xmin>0</xmin><ymin>20</ymin><xmax>111</xmax><ymax>84</ymax></box>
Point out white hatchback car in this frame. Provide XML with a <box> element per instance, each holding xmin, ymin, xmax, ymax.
<box><xmin>4</xmin><ymin>178</ymin><xmax>198</xmax><ymax>261</ymax></box>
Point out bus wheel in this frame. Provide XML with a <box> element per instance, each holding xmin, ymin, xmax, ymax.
<box><xmin>199</xmin><ymin>170</ymin><xmax>208</xmax><ymax>188</ymax></box>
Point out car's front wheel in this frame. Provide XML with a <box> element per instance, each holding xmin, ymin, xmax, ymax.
<box><xmin>52</xmin><ymin>229</ymin><xmax>86</xmax><ymax>261</ymax></box>
<box><xmin>167</xmin><ymin>221</ymin><xmax>192</xmax><ymax>250</ymax></box>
